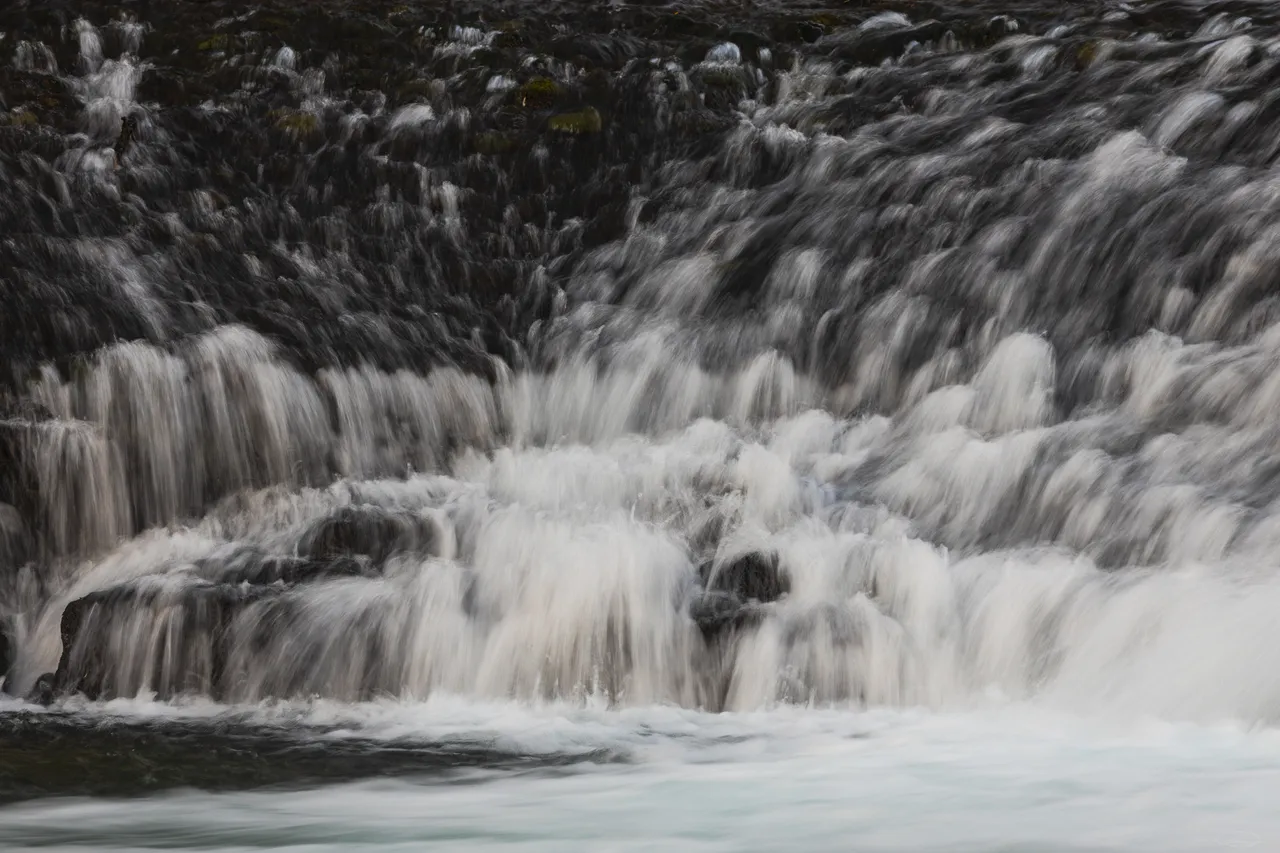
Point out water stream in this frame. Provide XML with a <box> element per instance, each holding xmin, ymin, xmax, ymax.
<box><xmin>3</xmin><ymin>1</ymin><xmax>1280</xmax><ymax>847</ymax></box>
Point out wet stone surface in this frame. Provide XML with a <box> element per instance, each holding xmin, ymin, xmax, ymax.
<box><xmin>0</xmin><ymin>711</ymin><xmax>618</xmax><ymax>804</ymax></box>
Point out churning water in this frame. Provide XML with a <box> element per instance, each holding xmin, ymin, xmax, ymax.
<box><xmin>4</xmin><ymin>0</ymin><xmax>1280</xmax><ymax>848</ymax></box>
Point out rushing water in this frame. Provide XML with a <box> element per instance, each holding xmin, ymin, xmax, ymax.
<box><xmin>4</xmin><ymin>0</ymin><xmax>1280</xmax><ymax>847</ymax></box>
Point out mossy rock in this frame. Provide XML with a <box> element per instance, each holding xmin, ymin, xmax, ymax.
<box><xmin>492</xmin><ymin>31</ymin><xmax>524</xmax><ymax>50</ymax></box>
<box><xmin>1076</xmin><ymin>41</ymin><xmax>1099</xmax><ymax>69</ymax></box>
<box><xmin>698</xmin><ymin>66</ymin><xmax>745</xmax><ymax>88</ymax></box>
<box><xmin>396</xmin><ymin>79</ymin><xmax>435</xmax><ymax>101</ymax></box>
<box><xmin>270</xmin><ymin>108</ymin><xmax>320</xmax><ymax>137</ymax></box>
<box><xmin>473</xmin><ymin>131</ymin><xmax>518</xmax><ymax>154</ymax></box>
<box><xmin>5</xmin><ymin>110</ymin><xmax>39</xmax><ymax>128</ymax></box>
<box><xmin>518</xmin><ymin>77</ymin><xmax>561</xmax><ymax>109</ymax></box>
<box><xmin>198</xmin><ymin>34</ymin><xmax>232</xmax><ymax>52</ymax></box>
<box><xmin>0</xmin><ymin>70</ymin><xmax>76</xmax><ymax>125</ymax></box>
<box><xmin>548</xmin><ymin>107</ymin><xmax>602</xmax><ymax>134</ymax></box>
<box><xmin>255</xmin><ymin>15</ymin><xmax>293</xmax><ymax>33</ymax></box>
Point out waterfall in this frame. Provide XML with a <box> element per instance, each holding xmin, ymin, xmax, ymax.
<box><xmin>4</xmin><ymin>1</ymin><xmax>1280</xmax><ymax>726</ymax></box>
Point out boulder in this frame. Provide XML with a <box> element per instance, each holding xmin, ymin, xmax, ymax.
<box><xmin>24</xmin><ymin>672</ymin><xmax>55</xmax><ymax>706</ymax></box>
<box><xmin>690</xmin><ymin>551</ymin><xmax>788</xmax><ymax>643</ymax></box>
<box><xmin>297</xmin><ymin>506</ymin><xmax>438</xmax><ymax>565</ymax></box>
<box><xmin>700</xmin><ymin>551</ymin><xmax>788</xmax><ymax>604</ymax></box>
<box><xmin>56</xmin><ymin>582</ymin><xmax>281</xmax><ymax>700</ymax></box>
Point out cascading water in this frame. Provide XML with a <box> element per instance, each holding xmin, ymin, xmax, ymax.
<box><xmin>5</xmin><ymin>0</ymin><xmax>1280</xmax><ymax>775</ymax></box>
<box><xmin>4</xmin><ymin>0</ymin><xmax>1280</xmax><ymax>723</ymax></box>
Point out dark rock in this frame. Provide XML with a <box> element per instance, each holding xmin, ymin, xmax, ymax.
<box><xmin>113</xmin><ymin>114</ymin><xmax>139</xmax><ymax>166</ymax></box>
<box><xmin>690</xmin><ymin>552</ymin><xmax>787</xmax><ymax>644</ymax></box>
<box><xmin>689</xmin><ymin>589</ymin><xmax>767</xmax><ymax>641</ymax></box>
<box><xmin>25</xmin><ymin>672</ymin><xmax>55</xmax><ymax>706</ymax></box>
<box><xmin>0</xmin><ymin>425</ymin><xmax>39</xmax><ymax>533</ymax></box>
<box><xmin>700</xmin><ymin>551</ymin><xmax>788</xmax><ymax>604</ymax></box>
<box><xmin>547</xmin><ymin>32</ymin><xmax>650</xmax><ymax>69</ymax></box>
<box><xmin>0</xmin><ymin>622</ymin><xmax>12</xmax><ymax>692</ymax></box>
<box><xmin>818</xmin><ymin>20</ymin><xmax>949</xmax><ymax>68</ymax></box>
<box><xmin>0</xmin><ymin>503</ymin><xmax>33</xmax><ymax>572</ymax></box>
<box><xmin>55</xmin><ymin>582</ymin><xmax>282</xmax><ymax>700</ymax></box>
<box><xmin>194</xmin><ymin>548</ymin><xmax>379</xmax><ymax>585</ymax></box>
<box><xmin>547</xmin><ymin>107</ymin><xmax>603</xmax><ymax>135</ymax></box>
<box><xmin>0</xmin><ymin>68</ymin><xmax>77</xmax><ymax>127</ymax></box>
<box><xmin>297</xmin><ymin>506</ymin><xmax>438</xmax><ymax>565</ymax></box>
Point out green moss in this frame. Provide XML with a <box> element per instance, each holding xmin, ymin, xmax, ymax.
<box><xmin>270</xmin><ymin>109</ymin><xmax>319</xmax><ymax>136</ymax></box>
<box><xmin>1077</xmin><ymin>41</ymin><xmax>1098</xmax><ymax>68</ymax></box>
<box><xmin>548</xmin><ymin>107</ymin><xmax>602</xmax><ymax>134</ymax></box>
<box><xmin>473</xmin><ymin>131</ymin><xmax>518</xmax><ymax>154</ymax></box>
<box><xmin>518</xmin><ymin>77</ymin><xmax>561</xmax><ymax>109</ymax></box>
<box><xmin>198</xmin><ymin>34</ymin><xmax>231</xmax><ymax>52</ymax></box>
<box><xmin>7</xmin><ymin>110</ymin><xmax>38</xmax><ymax>127</ymax></box>
<box><xmin>810</xmin><ymin>13</ymin><xmax>842</xmax><ymax>30</ymax></box>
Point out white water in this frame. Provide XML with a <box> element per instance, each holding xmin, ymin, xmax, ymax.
<box><xmin>3</xmin><ymin>699</ymin><xmax>1280</xmax><ymax>851</ymax></box>
<box><xmin>10</xmin><ymin>323</ymin><xmax>1280</xmax><ymax>719</ymax></box>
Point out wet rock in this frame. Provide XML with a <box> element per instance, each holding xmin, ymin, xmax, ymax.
<box><xmin>547</xmin><ymin>32</ymin><xmax>649</xmax><ymax>69</ymax></box>
<box><xmin>818</xmin><ymin>20</ymin><xmax>949</xmax><ymax>68</ymax></box>
<box><xmin>270</xmin><ymin>108</ymin><xmax>321</xmax><ymax>140</ymax></box>
<box><xmin>297</xmin><ymin>506</ymin><xmax>438</xmax><ymax>565</ymax></box>
<box><xmin>25</xmin><ymin>673</ymin><xmax>56</xmax><ymax>706</ymax></box>
<box><xmin>0</xmin><ymin>503</ymin><xmax>33</xmax><ymax>575</ymax></box>
<box><xmin>0</xmin><ymin>623</ymin><xmax>12</xmax><ymax>692</ymax></box>
<box><xmin>0</xmin><ymin>69</ymin><xmax>76</xmax><ymax>127</ymax></box>
<box><xmin>689</xmin><ymin>590</ymin><xmax>767</xmax><ymax>641</ymax></box>
<box><xmin>188</xmin><ymin>546</ymin><xmax>379</xmax><ymax>586</ymax></box>
<box><xmin>473</xmin><ymin>130</ymin><xmax>518</xmax><ymax>155</ymax></box>
<box><xmin>113</xmin><ymin>115</ymin><xmax>139</xmax><ymax>165</ymax></box>
<box><xmin>197</xmin><ymin>33</ymin><xmax>234</xmax><ymax>53</ymax></box>
<box><xmin>548</xmin><ymin>107</ymin><xmax>602</xmax><ymax>135</ymax></box>
<box><xmin>693</xmin><ymin>64</ymin><xmax>753</xmax><ymax>113</ymax></box>
<box><xmin>0</xmin><ymin>425</ymin><xmax>39</xmax><ymax>531</ymax></box>
<box><xmin>701</xmin><ymin>551</ymin><xmax>788</xmax><ymax>604</ymax></box>
<box><xmin>55</xmin><ymin>582</ymin><xmax>283</xmax><ymax>700</ymax></box>
<box><xmin>136</xmin><ymin>68</ymin><xmax>217</xmax><ymax>107</ymax></box>
<box><xmin>517</xmin><ymin>77</ymin><xmax>561</xmax><ymax>110</ymax></box>
<box><xmin>690</xmin><ymin>552</ymin><xmax>788</xmax><ymax>643</ymax></box>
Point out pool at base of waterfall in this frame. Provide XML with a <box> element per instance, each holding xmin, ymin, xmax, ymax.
<box><xmin>2</xmin><ymin>698</ymin><xmax>1278</xmax><ymax>852</ymax></box>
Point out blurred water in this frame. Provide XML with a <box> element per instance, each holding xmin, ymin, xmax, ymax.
<box><xmin>5</xmin><ymin>1</ymin><xmax>1280</xmax><ymax>844</ymax></box>
<box><xmin>3</xmin><ymin>700</ymin><xmax>1280</xmax><ymax>852</ymax></box>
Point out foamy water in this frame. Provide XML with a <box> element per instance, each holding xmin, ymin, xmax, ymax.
<box><xmin>3</xmin><ymin>700</ymin><xmax>1280</xmax><ymax>852</ymax></box>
